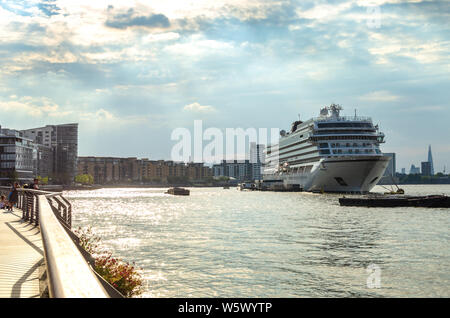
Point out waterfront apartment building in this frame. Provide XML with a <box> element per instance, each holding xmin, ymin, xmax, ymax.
<box><xmin>34</xmin><ymin>143</ymin><xmax>54</xmax><ymax>179</ymax></box>
<box><xmin>212</xmin><ymin>143</ymin><xmax>267</xmax><ymax>182</ymax></box>
<box><xmin>77</xmin><ymin>156</ymin><xmax>213</xmax><ymax>184</ymax></box>
<box><xmin>22</xmin><ymin>123</ymin><xmax>78</xmax><ymax>184</ymax></box>
<box><xmin>212</xmin><ymin>160</ymin><xmax>254</xmax><ymax>182</ymax></box>
<box><xmin>0</xmin><ymin>127</ymin><xmax>35</xmax><ymax>184</ymax></box>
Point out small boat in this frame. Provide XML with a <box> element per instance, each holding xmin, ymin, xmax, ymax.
<box><xmin>223</xmin><ymin>186</ymin><xmax>230</xmax><ymax>189</ymax></box>
<box><xmin>339</xmin><ymin>194</ymin><xmax>450</xmax><ymax>208</ymax></box>
<box><xmin>238</xmin><ymin>183</ymin><xmax>257</xmax><ymax>191</ymax></box>
<box><xmin>166</xmin><ymin>187</ymin><xmax>190</xmax><ymax>196</ymax></box>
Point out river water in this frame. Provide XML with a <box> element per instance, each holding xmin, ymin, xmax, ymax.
<box><xmin>64</xmin><ymin>185</ymin><xmax>450</xmax><ymax>298</ymax></box>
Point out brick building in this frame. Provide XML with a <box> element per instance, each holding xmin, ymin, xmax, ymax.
<box><xmin>77</xmin><ymin>156</ymin><xmax>212</xmax><ymax>184</ymax></box>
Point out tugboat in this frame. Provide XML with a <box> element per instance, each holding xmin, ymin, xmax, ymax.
<box><xmin>166</xmin><ymin>187</ymin><xmax>190</xmax><ymax>196</ymax></box>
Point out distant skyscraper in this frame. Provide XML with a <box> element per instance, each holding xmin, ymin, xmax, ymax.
<box><xmin>428</xmin><ymin>145</ymin><xmax>434</xmax><ymax>175</ymax></box>
<box><xmin>409</xmin><ymin>164</ymin><xmax>420</xmax><ymax>174</ymax></box>
<box><xmin>249</xmin><ymin>142</ymin><xmax>266</xmax><ymax>181</ymax></box>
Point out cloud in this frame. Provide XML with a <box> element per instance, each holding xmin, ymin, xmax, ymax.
<box><xmin>77</xmin><ymin>108</ymin><xmax>150</xmax><ymax>127</ymax></box>
<box><xmin>105</xmin><ymin>7</ymin><xmax>170</xmax><ymax>30</ymax></box>
<box><xmin>38</xmin><ymin>0</ymin><xmax>61</xmax><ymax>17</ymax></box>
<box><xmin>142</xmin><ymin>32</ymin><xmax>180</xmax><ymax>43</ymax></box>
<box><xmin>0</xmin><ymin>96</ymin><xmax>63</xmax><ymax>117</ymax></box>
<box><xmin>358</xmin><ymin>90</ymin><xmax>401</xmax><ymax>102</ymax></box>
<box><xmin>164</xmin><ymin>34</ymin><xmax>235</xmax><ymax>58</ymax></box>
<box><xmin>0</xmin><ymin>0</ymin><xmax>448</xmax><ymax>169</ymax></box>
<box><xmin>183</xmin><ymin>102</ymin><xmax>216</xmax><ymax>113</ymax></box>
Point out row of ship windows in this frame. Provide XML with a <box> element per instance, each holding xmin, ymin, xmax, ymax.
<box><xmin>312</xmin><ymin>136</ymin><xmax>381</xmax><ymax>141</ymax></box>
<box><xmin>287</xmin><ymin>165</ymin><xmax>313</xmax><ymax>174</ymax></box>
<box><xmin>317</xmin><ymin>123</ymin><xmax>373</xmax><ymax>128</ymax></box>
<box><xmin>320</xmin><ymin>142</ymin><xmax>374</xmax><ymax>148</ymax></box>
<box><xmin>319</xmin><ymin>149</ymin><xmax>381</xmax><ymax>155</ymax></box>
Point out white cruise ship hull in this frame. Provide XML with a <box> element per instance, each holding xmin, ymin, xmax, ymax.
<box><xmin>263</xmin><ymin>155</ymin><xmax>390</xmax><ymax>193</ymax></box>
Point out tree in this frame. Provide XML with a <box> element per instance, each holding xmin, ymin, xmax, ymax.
<box><xmin>75</xmin><ymin>174</ymin><xmax>94</xmax><ymax>185</ymax></box>
<box><xmin>37</xmin><ymin>175</ymin><xmax>49</xmax><ymax>185</ymax></box>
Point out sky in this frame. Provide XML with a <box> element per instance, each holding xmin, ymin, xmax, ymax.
<box><xmin>0</xmin><ymin>0</ymin><xmax>449</xmax><ymax>172</ymax></box>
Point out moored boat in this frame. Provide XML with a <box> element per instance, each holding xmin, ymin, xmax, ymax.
<box><xmin>262</xmin><ymin>104</ymin><xmax>390</xmax><ymax>193</ymax></box>
<box><xmin>166</xmin><ymin>187</ymin><xmax>190</xmax><ymax>196</ymax></box>
<box><xmin>239</xmin><ymin>183</ymin><xmax>256</xmax><ymax>191</ymax></box>
<box><xmin>339</xmin><ymin>194</ymin><xmax>450</xmax><ymax>208</ymax></box>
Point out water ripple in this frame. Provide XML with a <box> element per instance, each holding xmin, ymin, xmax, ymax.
<box><xmin>65</xmin><ymin>185</ymin><xmax>450</xmax><ymax>297</ymax></box>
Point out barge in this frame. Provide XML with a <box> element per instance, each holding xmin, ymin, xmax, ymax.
<box><xmin>339</xmin><ymin>194</ymin><xmax>450</xmax><ymax>208</ymax></box>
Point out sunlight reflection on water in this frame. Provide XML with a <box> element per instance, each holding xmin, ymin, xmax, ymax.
<box><xmin>65</xmin><ymin>185</ymin><xmax>450</xmax><ymax>298</ymax></box>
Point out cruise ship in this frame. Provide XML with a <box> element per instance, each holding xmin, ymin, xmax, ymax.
<box><xmin>262</xmin><ymin>104</ymin><xmax>391</xmax><ymax>193</ymax></box>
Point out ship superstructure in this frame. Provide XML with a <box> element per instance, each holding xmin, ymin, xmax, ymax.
<box><xmin>262</xmin><ymin>104</ymin><xmax>390</xmax><ymax>193</ymax></box>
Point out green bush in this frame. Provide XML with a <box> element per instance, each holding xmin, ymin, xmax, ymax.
<box><xmin>75</xmin><ymin>174</ymin><xmax>94</xmax><ymax>185</ymax></box>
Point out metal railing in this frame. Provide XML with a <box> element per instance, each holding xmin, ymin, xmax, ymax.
<box><xmin>0</xmin><ymin>186</ymin><xmax>112</xmax><ymax>298</ymax></box>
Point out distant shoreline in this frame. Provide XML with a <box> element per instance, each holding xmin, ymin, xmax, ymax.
<box><xmin>58</xmin><ymin>184</ymin><xmax>233</xmax><ymax>191</ymax></box>
<box><xmin>45</xmin><ymin>182</ymin><xmax>450</xmax><ymax>192</ymax></box>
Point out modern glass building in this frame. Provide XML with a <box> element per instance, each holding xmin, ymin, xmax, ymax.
<box><xmin>0</xmin><ymin>127</ymin><xmax>35</xmax><ymax>185</ymax></box>
<box><xmin>22</xmin><ymin>123</ymin><xmax>78</xmax><ymax>184</ymax></box>
<box><xmin>213</xmin><ymin>160</ymin><xmax>254</xmax><ymax>182</ymax></box>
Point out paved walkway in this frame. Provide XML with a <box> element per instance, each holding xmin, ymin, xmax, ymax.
<box><xmin>0</xmin><ymin>209</ymin><xmax>43</xmax><ymax>298</ymax></box>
